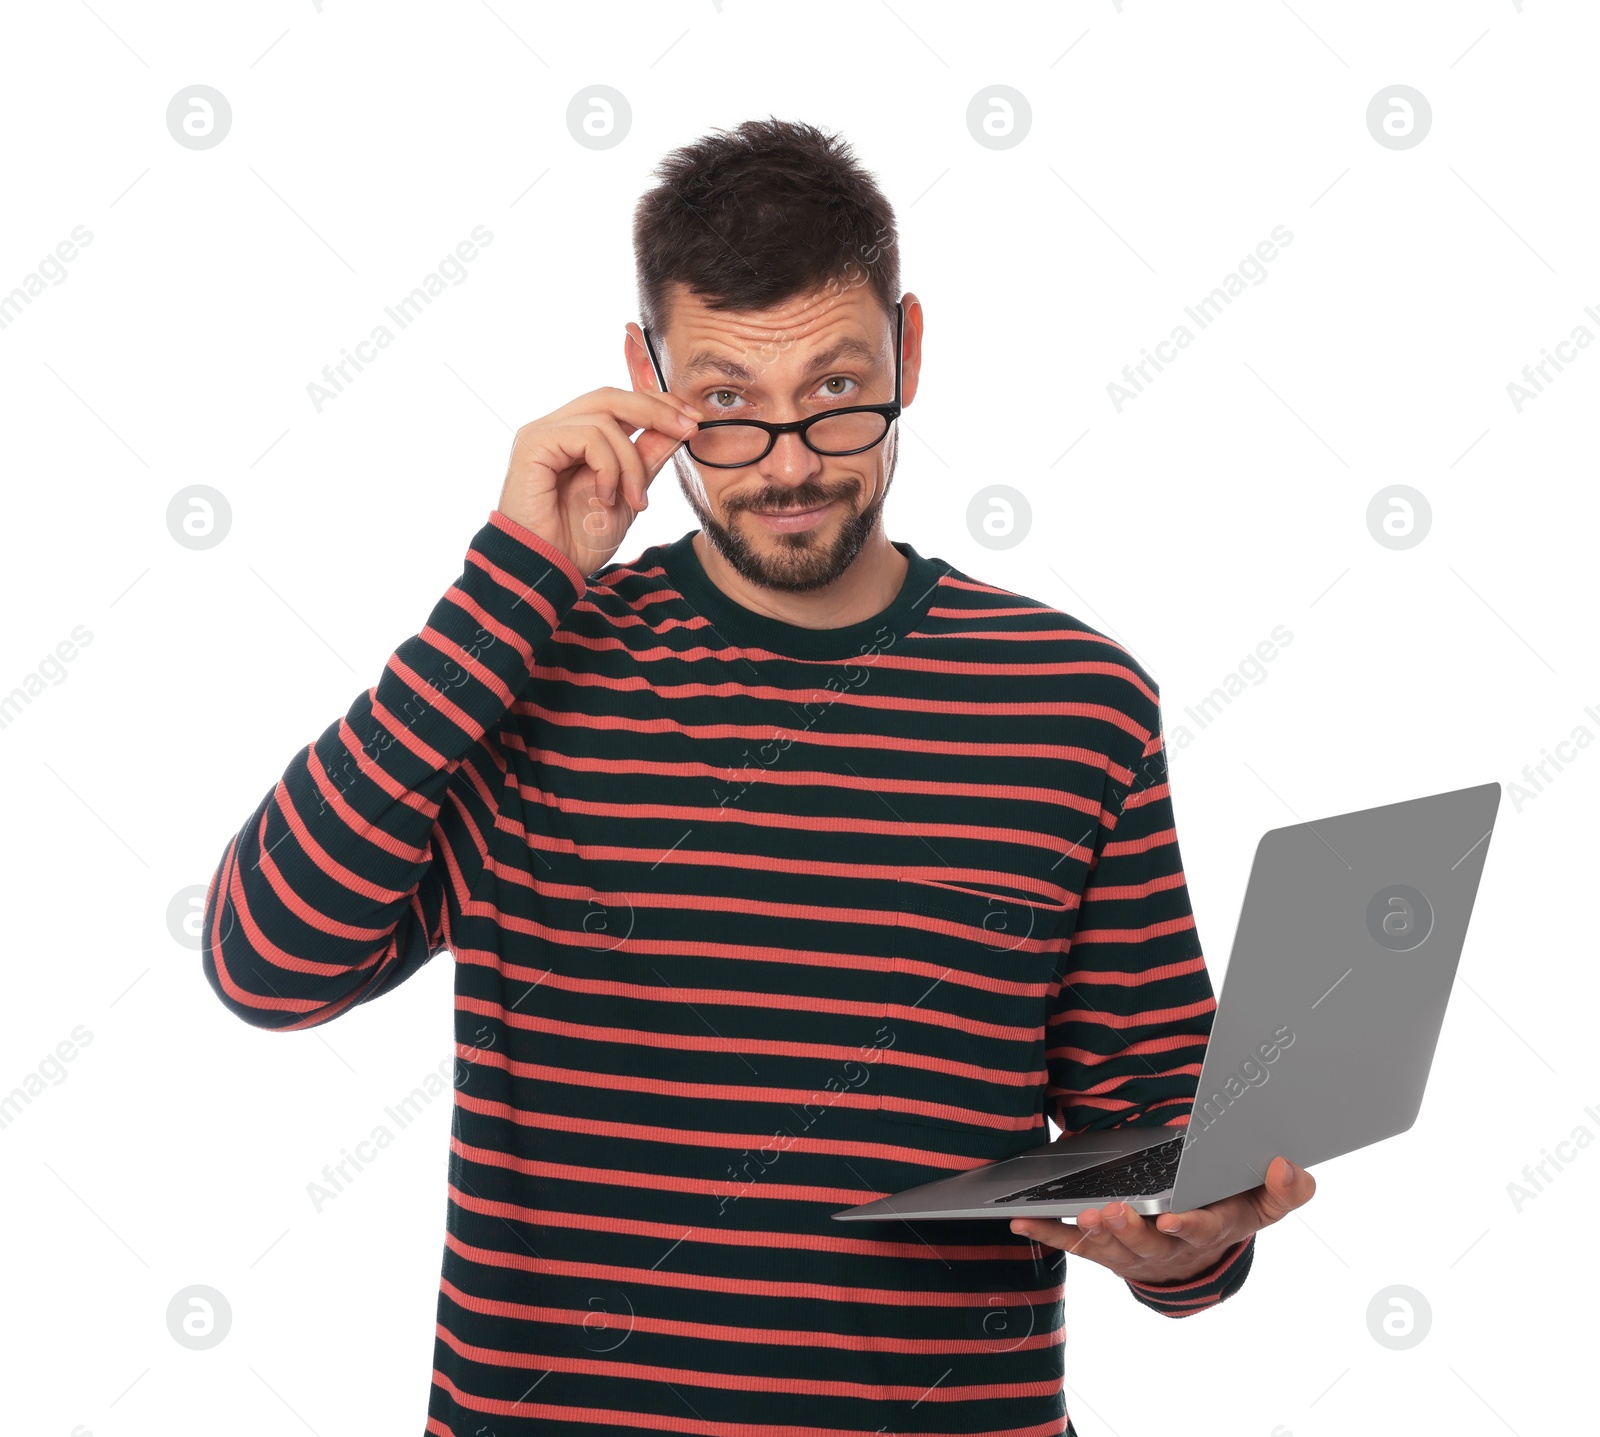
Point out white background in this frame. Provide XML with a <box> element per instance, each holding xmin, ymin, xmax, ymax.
<box><xmin>1</xmin><ymin>2</ymin><xmax>1595</xmax><ymax>1434</ymax></box>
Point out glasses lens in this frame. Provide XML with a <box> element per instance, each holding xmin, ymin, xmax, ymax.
<box><xmin>688</xmin><ymin>424</ymin><xmax>770</xmax><ymax>466</ymax></box>
<box><xmin>807</xmin><ymin>411</ymin><xmax>889</xmax><ymax>455</ymax></box>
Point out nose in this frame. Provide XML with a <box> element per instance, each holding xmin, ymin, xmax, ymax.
<box><xmin>755</xmin><ymin>427</ymin><xmax>824</xmax><ymax>489</ymax></box>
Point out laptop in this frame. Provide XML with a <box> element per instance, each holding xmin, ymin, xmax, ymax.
<box><xmin>833</xmin><ymin>781</ymin><xmax>1500</xmax><ymax>1223</ymax></box>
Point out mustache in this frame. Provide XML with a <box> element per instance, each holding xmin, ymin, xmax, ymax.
<box><xmin>725</xmin><ymin>479</ymin><xmax>859</xmax><ymax>515</ymax></box>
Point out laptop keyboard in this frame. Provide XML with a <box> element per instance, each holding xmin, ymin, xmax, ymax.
<box><xmin>991</xmin><ymin>1135</ymin><xmax>1185</xmax><ymax>1204</ymax></box>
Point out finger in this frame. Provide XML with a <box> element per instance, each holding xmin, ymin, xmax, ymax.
<box><xmin>548</xmin><ymin>424</ymin><xmax>622</xmax><ymax>507</ymax></box>
<box><xmin>564</xmin><ymin>411</ymin><xmax>693</xmax><ymax>510</ymax></box>
<box><xmin>1062</xmin><ymin>1209</ymin><xmax>1126</xmax><ymax>1267</ymax></box>
<box><xmin>1152</xmin><ymin>1197</ymin><xmax>1235</xmax><ymax>1248</ymax></box>
<box><xmin>1251</xmin><ymin>1155</ymin><xmax>1314</xmax><ymax>1226</ymax></box>
<box><xmin>635</xmin><ymin>426</ymin><xmax>689</xmax><ymax>484</ymax></box>
<box><xmin>1085</xmin><ymin>1201</ymin><xmax>1182</xmax><ymax>1265</ymax></box>
<box><xmin>561</xmin><ymin>413</ymin><xmax>649</xmax><ymax>510</ymax></box>
<box><xmin>604</xmin><ymin>418</ymin><xmax>690</xmax><ymax>505</ymax></box>
<box><xmin>1063</xmin><ymin>1207</ymin><xmax>1149</xmax><ymax>1273</ymax></box>
<box><xmin>554</xmin><ymin>384</ymin><xmax>698</xmax><ymax>425</ymax></box>
<box><xmin>1007</xmin><ymin>1216</ymin><xmax>1098</xmax><ymax>1259</ymax></box>
<box><xmin>558</xmin><ymin>386</ymin><xmax>702</xmax><ymax>441</ymax></box>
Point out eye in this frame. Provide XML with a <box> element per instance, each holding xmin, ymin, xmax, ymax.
<box><xmin>818</xmin><ymin>376</ymin><xmax>857</xmax><ymax>400</ymax></box>
<box><xmin>707</xmin><ymin>388</ymin><xmax>744</xmax><ymax>411</ymax></box>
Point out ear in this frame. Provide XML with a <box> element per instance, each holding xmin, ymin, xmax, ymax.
<box><xmin>898</xmin><ymin>293</ymin><xmax>925</xmax><ymax>408</ymax></box>
<box><xmin>623</xmin><ymin>322</ymin><xmax>661</xmax><ymax>397</ymax></box>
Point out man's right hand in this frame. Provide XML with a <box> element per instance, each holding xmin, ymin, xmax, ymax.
<box><xmin>497</xmin><ymin>387</ymin><xmax>702</xmax><ymax>575</ymax></box>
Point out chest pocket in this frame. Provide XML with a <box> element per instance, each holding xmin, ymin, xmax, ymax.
<box><xmin>870</xmin><ymin>876</ymin><xmax>1067</xmax><ymax>1145</ymax></box>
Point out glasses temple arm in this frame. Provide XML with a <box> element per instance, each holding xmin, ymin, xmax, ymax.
<box><xmin>639</xmin><ymin>325</ymin><xmax>670</xmax><ymax>395</ymax></box>
<box><xmin>893</xmin><ymin>301</ymin><xmax>904</xmax><ymax>407</ymax></box>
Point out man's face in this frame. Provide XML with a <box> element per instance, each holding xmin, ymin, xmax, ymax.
<box><xmin>627</xmin><ymin>282</ymin><xmax>920</xmax><ymax>593</ymax></box>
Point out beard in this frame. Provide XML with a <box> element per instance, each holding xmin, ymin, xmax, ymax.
<box><xmin>675</xmin><ymin>425</ymin><xmax>897</xmax><ymax>594</ymax></box>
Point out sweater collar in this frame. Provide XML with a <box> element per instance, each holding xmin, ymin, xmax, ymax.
<box><xmin>656</xmin><ymin>528</ymin><xmax>946</xmax><ymax>661</ymax></box>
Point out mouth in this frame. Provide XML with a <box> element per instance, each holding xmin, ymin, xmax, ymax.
<box><xmin>745</xmin><ymin>500</ymin><xmax>835</xmax><ymax>533</ymax></box>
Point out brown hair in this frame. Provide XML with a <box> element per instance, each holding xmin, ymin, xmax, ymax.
<box><xmin>633</xmin><ymin>118</ymin><xmax>900</xmax><ymax>332</ymax></box>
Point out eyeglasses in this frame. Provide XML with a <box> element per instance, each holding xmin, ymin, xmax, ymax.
<box><xmin>639</xmin><ymin>300</ymin><xmax>903</xmax><ymax>469</ymax></box>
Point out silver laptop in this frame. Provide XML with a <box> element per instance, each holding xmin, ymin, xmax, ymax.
<box><xmin>833</xmin><ymin>781</ymin><xmax>1500</xmax><ymax>1223</ymax></box>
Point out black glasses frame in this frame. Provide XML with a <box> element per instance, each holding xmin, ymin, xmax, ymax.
<box><xmin>639</xmin><ymin>300</ymin><xmax>904</xmax><ymax>468</ymax></box>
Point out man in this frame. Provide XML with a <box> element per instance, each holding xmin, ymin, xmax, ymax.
<box><xmin>203</xmin><ymin>118</ymin><xmax>1312</xmax><ymax>1435</ymax></box>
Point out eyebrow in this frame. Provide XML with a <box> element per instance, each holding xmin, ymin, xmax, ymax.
<box><xmin>676</xmin><ymin>334</ymin><xmax>881</xmax><ymax>387</ymax></box>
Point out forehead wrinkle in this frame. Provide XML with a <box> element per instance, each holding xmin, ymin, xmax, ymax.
<box><xmin>676</xmin><ymin>333</ymin><xmax>882</xmax><ymax>389</ymax></box>
<box><xmin>801</xmin><ymin>335</ymin><xmax>878</xmax><ymax>373</ymax></box>
<box><xmin>679</xmin><ymin>350</ymin><xmax>756</xmax><ymax>384</ymax></box>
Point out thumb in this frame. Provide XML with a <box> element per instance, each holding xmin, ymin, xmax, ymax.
<box><xmin>635</xmin><ymin>428</ymin><xmax>687</xmax><ymax>481</ymax></box>
<box><xmin>1254</xmin><ymin>1155</ymin><xmax>1313</xmax><ymax>1224</ymax></box>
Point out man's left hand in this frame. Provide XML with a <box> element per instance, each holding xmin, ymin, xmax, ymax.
<box><xmin>1008</xmin><ymin>1154</ymin><xmax>1314</xmax><ymax>1285</ymax></box>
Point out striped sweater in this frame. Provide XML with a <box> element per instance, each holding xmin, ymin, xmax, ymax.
<box><xmin>202</xmin><ymin>509</ymin><xmax>1255</xmax><ymax>1436</ymax></box>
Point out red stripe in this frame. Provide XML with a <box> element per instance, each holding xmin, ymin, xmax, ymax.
<box><xmin>483</xmin><ymin>508</ymin><xmax>586</xmax><ymax>597</ymax></box>
<box><xmin>439</xmin><ymin>1221</ymin><xmax>1061</xmax><ymax>1307</ymax></box>
<box><xmin>416</xmin><ymin>621</ymin><xmax>517</xmax><ymax>706</ymax></box>
<box><xmin>451</xmin><ymin>1087</ymin><xmax>896</xmax><ymax>1156</ymax></box>
<box><xmin>550</xmin><ymin>623</ymin><xmax>1152</xmax><ymax>692</ymax></box>
<box><xmin>386</xmin><ymin>652</ymin><xmax>484</xmax><ymax>741</ymax></box>
<box><xmin>454</xmin><ymin>918</ymin><xmax>1043</xmax><ymax>1002</ymax></box>
<box><xmin>441</xmin><ymin>1179</ymin><xmax>1024</xmax><ymax>1262</ymax></box>
<box><xmin>269</xmin><ymin>778</ymin><xmax>410</xmax><ymax>912</ymax></box>
<box><xmin>522</xmin><ymin>741</ymin><xmax>1105</xmax><ymax>815</ymax></box>
<box><xmin>463</xmin><ymin>544</ymin><xmax>567</xmax><ymax>631</ymax></box>
<box><xmin>446</xmin><ymin>1131</ymin><xmax>964</xmax><ymax>1200</ymax></box>
<box><xmin>429</xmin><ymin>1364</ymin><xmax>1070</xmax><ymax>1437</ymax></box>
<box><xmin>370</xmin><ymin>691</ymin><xmax>449</xmax><ymax>768</ymax></box>
<box><xmin>499</xmin><ymin>783</ymin><xmax>1097</xmax><ymax>863</ymax></box>
<box><xmin>529</xmin><ymin>663</ymin><xmax>1151</xmax><ymax>731</ymax></box>
<box><xmin>334</xmin><ymin>709</ymin><xmax>440</xmax><ymax>817</ymax></box>
<box><xmin>308</xmin><ymin>733</ymin><xmax>435</xmax><ymax>842</ymax></box>
<box><xmin>435</xmin><ymin>1272</ymin><xmax>1064</xmax><ymax>1356</ymax></box>
<box><xmin>1048</xmin><ymin>994</ymin><xmax>1217</xmax><ymax>1029</ymax></box>
<box><xmin>1052</xmin><ymin>953</ymin><xmax>1209</xmax><ymax>988</ymax></box>
<box><xmin>228</xmin><ymin>807</ymin><xmax>385</xmax><ymax>980</ymax></box>
<box><xmin>1076</xmin><ymin>869</ymin><xmax>1187</xmax><ymax>903</ymax></box>
<box><xmin>1100</xmin><ymin>825</ymin><xmax>1180</xmax><ymax>859</ymax></box>
<box><xmin>438</xmin><ymin>582</ymin><xmax>539</xmax><ymax>677</ymax></box>
<box><xmin>1070</xmin><ymin>914</ymin><xmax>1199</xmax><ymax>945</ymax></box>
<box><xmin>522</xmin><ymin>703</ymin><xmax>1137</xmax><ymax>779</ymax></box>
<box><xmin>451</xmin><ymin>996</ymin><xmax>1045</xmax><ymax>1092</ymax></box>
<box><xmin>431</xmin><ymin>1317</ymin><xmax>1062</xmax><ymax>1401</ymax></box>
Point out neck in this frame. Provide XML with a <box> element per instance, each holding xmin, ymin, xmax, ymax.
<box><xmin>692</xmin><ymin>526</ymin><xmax>909</xmax><ymax>631</ymax></box>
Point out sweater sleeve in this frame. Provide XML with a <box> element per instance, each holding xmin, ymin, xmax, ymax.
<box><xmin>1044</xmin><ymin>693</ymin><xmax>1254</xmax><ymax>1315</ymax></box>
<box><xmin>200</xmin><ymin>510</ymin><xmax>586</xmax><ymax>1031</ymax></box>
<box><xmin>1124</xmin><ymin>1233</ymin><xmax>1256</xmax><ymax>1317</ymax></box>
